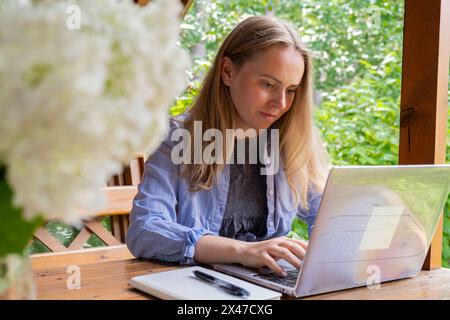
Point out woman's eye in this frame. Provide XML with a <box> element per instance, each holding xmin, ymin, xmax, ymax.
<box><xmin>262</xmin><ymin>82</ymin><xmax>274</xmax><ymax>89</ymax></box>
<box><xmin>287</xmin><ymin>89</ymin><xmax>297</xmax><ymax>95</ymax></box>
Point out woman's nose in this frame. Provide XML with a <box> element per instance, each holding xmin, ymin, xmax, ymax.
<box><xmin>271</xmin><ymin>91</ymin><xmax>287</xmax><ymax>111</ymax></box>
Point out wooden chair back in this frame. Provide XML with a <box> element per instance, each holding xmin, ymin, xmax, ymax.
<box><xmin>31</xmin><ymin>154</ymin><xmax>144</xmax><ymax>253</ymax></box>
<box><xmin>107</xmin><ymin>153</ymin><xmax>146</xmax><ymax>243</ymax></box>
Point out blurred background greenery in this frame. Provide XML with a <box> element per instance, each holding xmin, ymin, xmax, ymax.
<box><xmin>29</xmin><ymin>0</ymin><xmax>450</xmax><ymax>267</ymax></box>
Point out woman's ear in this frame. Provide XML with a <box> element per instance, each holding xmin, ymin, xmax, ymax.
<box><xmin>220</xmin><ymin>56</ymin><xmax>234</xmax><ymax>86</ymax></box>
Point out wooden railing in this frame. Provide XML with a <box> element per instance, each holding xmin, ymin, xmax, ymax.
<box><xmin>31</xmin><ymin>155</ymin><xmax>143</xmax><ymax>253</ymax></box>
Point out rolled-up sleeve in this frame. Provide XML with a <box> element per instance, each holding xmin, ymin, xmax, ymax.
<box><xmin>125</xmin><ymin>120</ymin><xmax>213</xmax><ymax>265</ymax></box>
<box><xmin>296</xmin><ymin>190</ymin><xmax>322</xmax><ymax>237</ymax></box>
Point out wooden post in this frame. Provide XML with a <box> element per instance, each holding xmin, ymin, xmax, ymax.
<box><xmin>399</xmin><ymin>0</ymin><xmax>450</xmax><ymax>270</ymax></box>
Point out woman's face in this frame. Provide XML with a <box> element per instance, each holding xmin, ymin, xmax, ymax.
<box><xmin>221</xmin><ymin>45</ymin><xmax>305</xmax><ymax>132</ymax></box>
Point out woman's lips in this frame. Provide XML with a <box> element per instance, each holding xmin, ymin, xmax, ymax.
<box><xmin>259</xmin><ymin>111</ymin><xmax>277</xmax><ymax>120</ymax></box>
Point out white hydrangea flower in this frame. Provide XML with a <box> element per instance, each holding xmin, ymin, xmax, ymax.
<box><xmin>0</xmin><ymin>0</ymin><xmax>190</xmax><ymax>223</ymax></box>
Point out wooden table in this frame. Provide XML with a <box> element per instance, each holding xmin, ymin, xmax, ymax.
<box><xmin>31</xmin><ymin>246</ymin><xmax>450</xmax><ymax>300</ymax></box>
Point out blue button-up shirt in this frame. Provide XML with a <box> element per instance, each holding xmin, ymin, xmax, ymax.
<box><xmin>126</xmin><ymin>116</ymin><xmax>322</xmax><ymax>265</ymax></box>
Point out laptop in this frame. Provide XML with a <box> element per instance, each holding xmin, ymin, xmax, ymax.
<box><xmin>212</xmin><ymin>164</ymin><xmax>450</xmax><ymax>297</ymax></box>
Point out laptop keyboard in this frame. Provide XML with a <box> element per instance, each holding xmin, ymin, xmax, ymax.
<box><xmin>252</xmin><ymin>269</ymin><xmax>299</xmax><ymax>287</ymax></box>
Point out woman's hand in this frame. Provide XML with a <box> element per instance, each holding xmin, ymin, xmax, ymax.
<box><xmin>236</xmin><ymin>237</ymin><xmax>308</xmax><ymax>276</ymax></box>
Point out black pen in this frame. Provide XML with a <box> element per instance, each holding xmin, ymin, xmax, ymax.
<box><xmin>193</xmin><ymin>270</ymin><xmax>251</xmax><ymax>297</ymax></box>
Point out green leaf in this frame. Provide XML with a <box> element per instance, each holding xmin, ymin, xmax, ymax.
<box><xmin>290</xmin><ymin>217</ymin><xmax>309</xmax><ymax>240</ymax></box>
<box><xmin>0</xmin><ymin>180</ymin><xmax>44</xmax><ymax>256</ymax></box>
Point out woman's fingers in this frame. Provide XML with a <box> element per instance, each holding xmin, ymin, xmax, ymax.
<box><xmin>245</xmin><ymin>238</ymin><xmax>309</xmax><ymax>276</ymax></box>
<box><xmin>261</xmin><ymin>253</ymin><xmax>286</xmax><ymax>276</ymax></box>
<box><xmin>284</xmin><ymin>237</ymin><xmax>308</xmax><ymax>250</ymax></box>
<box><xmin>270</xmin><ymin>246</ymin><xmax>302</xmax><ymax>270</ymax></box>
<box><xmin>279</xmin><ymin>241</ymin><xmax>306</xmax><ymax>261</ymax></box>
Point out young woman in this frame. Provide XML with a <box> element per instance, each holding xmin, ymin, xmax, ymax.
<box><xmin>126</xmin><ymin>15</ymin><xmax>329</xmax><ymax>277</ymax></box>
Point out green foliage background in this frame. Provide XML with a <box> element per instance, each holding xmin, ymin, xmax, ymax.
<box><xmin>173</xmin><ymin>0</ymin><xmax>450</xmax><ymax>267</ymax></box>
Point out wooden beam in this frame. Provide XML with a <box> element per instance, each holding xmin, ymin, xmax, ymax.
<box><xmin>136</xmin><ymin>0</ymin><xmax>150</xmax><ymax>5</ymax></box>
<box><xmin>180</xmin><ymin>0</ymin><xmax>194</xmax><ymax>19</ymax></box>
<box><xmin>84</xmin><ymin>220</ymin><xmax>122</xmax><ymax>246</ymax></box>
<box><xmin>97</xmin><ymin>186</ymin><xmax>137</xmax><ymax>216</ymax></box>
<box><xmin>31</xmin><ymin>244</ymin><xmax>134</xmax><ymax>270</ymax></box>
<box><xmin>33</xmin><ymin>228</ymin><xmax>68</xmax><ymax>252</ymax></box>
<box><xmin>72</xmin><ymin>186</ymin><xmax>137</xmax><ymax>217</ymax></box>
<box><xmin>66</xmin><ymin>227</ymin><xmax>92</xmax><ymax>251</ymax></box>
<box><xmin>399</xmin><ymin>0</ymin><xmax>450</xmax><ymax>270</ymax></box>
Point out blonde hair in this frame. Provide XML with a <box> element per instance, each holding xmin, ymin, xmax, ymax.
<box><xmin>180</xmin><ymin>15</ymin><xmax>330</xmax><ymax>210</ymax></box>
